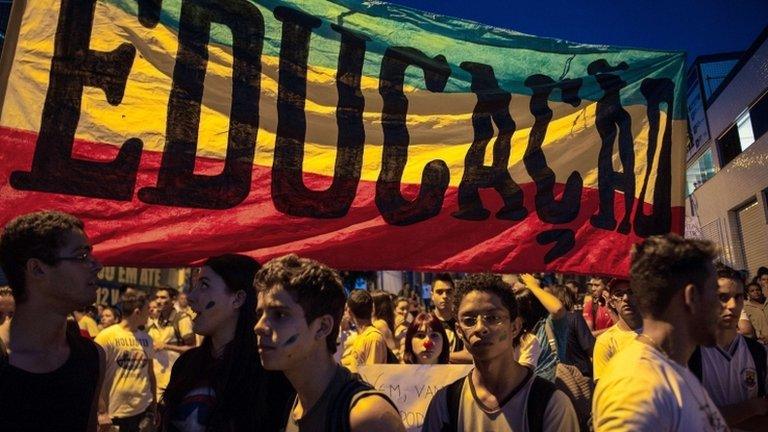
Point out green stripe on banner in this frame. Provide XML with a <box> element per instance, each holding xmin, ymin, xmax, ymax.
<box><xmin>107</xmin><ymin>0</ymin><xmax>687</xmax><ymax>118</ymax></box>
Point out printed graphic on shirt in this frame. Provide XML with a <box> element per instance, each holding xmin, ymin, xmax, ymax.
<box><xmin>171</xmin><ymin>387</ymin><xmax>216</xmax><ymax>432</ymax></box>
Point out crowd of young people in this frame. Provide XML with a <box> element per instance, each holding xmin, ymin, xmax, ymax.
<box><xmin>1</xmin><ymin>210</ymin><xmax>767</xmax><ymax>431</ymax></box>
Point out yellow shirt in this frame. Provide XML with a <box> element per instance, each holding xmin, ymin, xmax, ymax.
<box><xmin>340</xmin><ymin>325</ymin><xmax>387</xmax><ymax>373</ymax></box>
<box><xmin>78</xmin><ymin>315</ymin><xmax>100</xmax><ymax>338</ymax></box>
<box><xmin>593</xmin><ymin>323</ymin><xmax>640</xmax><ymax>381</ymax></box>
<box><xmin>95</xmin><ymin>324</ymin><xmax>155</xmax><ymax>418</ymax></box>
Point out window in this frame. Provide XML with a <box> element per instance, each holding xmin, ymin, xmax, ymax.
<box><xmin>718</xmin><ymin>125</ymin><xmax>741</xmax><ymax>167</ymax></box>
<box><xmin>736</xmin><ymin>111</ymin><xmax>755</xmax><ymax>151</ymax></box>
<box><xmin>686</xmin><ymin>148</ymin><xmax>716</xmax><ymax>195</ymax></box>
<box><xmin>717</xmin><ymin>90</ymin><xmax>768</xmax><ymax>167</ymax></box>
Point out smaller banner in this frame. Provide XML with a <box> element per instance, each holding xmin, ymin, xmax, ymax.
<box><xmin>359</xmin><ymin>364</ymin><xmax>474</xmax><ymax>432</ymax></box>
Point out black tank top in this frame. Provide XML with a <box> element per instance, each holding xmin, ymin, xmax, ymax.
<box><xmin>0</xmin><ymin>328</ymin><xmax>100</xmax><ymax>431</ymax></box>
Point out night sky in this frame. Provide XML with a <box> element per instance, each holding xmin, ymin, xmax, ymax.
<box><xmin>386</xmin><ymin>0</ymin><xmax>768</xmax><ymax>63</ymax></box>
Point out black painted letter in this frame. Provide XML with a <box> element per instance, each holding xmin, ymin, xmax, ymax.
<box><xmin>452</xmin><ymin>63</ymin><xmax>527</xmax><ymax>221</ymax></box>
<box><xmin>523</xmin><ymin>74</ymin><xmax>584</xmax><ymax>224</ymax></box>
<box><xmin>376</xmin><ymin>47</ymin><xmax>451</xmax><ymax>225</ymax></box>
<box><xmin>139</xmin><ymin>0</ymin><xmax>264</xmax><ymax>209</ymax></box>
<box><xmin>10</xmin><ymin>0</ymin><xmax>141</xmax><ymax>200</ymax></box>
<box><xmin>634</xmin><ymin>78</ymin><xmax>674</xmax><ymax>236</ymax></box>
<box><xmin>270</xmin><ymin>7</ymin><xmax>368</xmax><ymax>218</ymax></box>
<box><xmin>588</xmin><ymin>60</ymin><xmax>635</xmax><ymax>233</ymax></box>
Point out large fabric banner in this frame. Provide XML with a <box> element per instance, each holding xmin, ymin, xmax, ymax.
<box><xmin>0</xmin><ymin>0</ymin><xmax>687</xmax><ymax>276</ymax></box>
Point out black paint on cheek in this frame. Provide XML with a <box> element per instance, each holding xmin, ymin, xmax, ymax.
<box><xmin>205</xmin><ymin>301</ymin><xmax>215</xmax><ymax>310</ymax></box>
<box><xmin>283</xmin><ymin>334</ymin><xmax>299</xmax><ymax>347</ymax></box>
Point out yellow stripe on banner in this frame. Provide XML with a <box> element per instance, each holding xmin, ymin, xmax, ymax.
<box><xmin>0</xmin><ymin>0</ymin><xmax>686</xmax><ymax>206</ymax></box>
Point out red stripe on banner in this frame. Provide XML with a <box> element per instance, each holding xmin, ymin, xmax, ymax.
<box><xmin>0</xmin><ymin>127</ymin><xmax>683</xmax><ymax>277</ymax></box>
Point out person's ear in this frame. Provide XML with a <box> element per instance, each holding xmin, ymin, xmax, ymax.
<box><xmin>683</xmin><ymin>283</ymin><xmax>697</xmax><ymax>313</ymax></box>
<box><xmin>26</xmin><ymin>258</ymin><xmax>46</xmax><ymax>278</ymax></box>
<box><xmin>315</xmin><ymin>314</ymin><xmax>334</xmax><ymax>340</ymax></box>
<box><xmin>232</xmin><ymin>290</ymin><xmax>246</xmax><ymax>309</ymax></box>
<box><xmin>509</xmin><ymin>316</ymin><xmax>522</xmax><ymax>340</ymax></box>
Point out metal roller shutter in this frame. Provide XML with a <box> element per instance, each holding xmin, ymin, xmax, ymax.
<box><xmin>736</xmin><ymin>200</ymin><xmax>768</xmax><ymax>277</ymax></box>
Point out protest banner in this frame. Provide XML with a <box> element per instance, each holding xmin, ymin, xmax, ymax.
<box><xmin>359</xmin><ymin>364</ymin><xmax>473</xmax><ymax>431</ymax></box>
<box><xmin>0</xmin><ymin>0</ymin><xmax>687</xmax><ymax>276</ymax></box>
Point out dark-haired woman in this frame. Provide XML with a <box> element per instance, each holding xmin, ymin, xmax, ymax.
<box><xmin>371</xmin><ymin>290</ymin><xmax>399</xmax><ymax>357</ymax></box>
<box><xmin>514</xmin><ymin>274</ymin><xmax>568</xmax><ymax>382</ymax></box>
<box><xmin>159</xmin><ymin>254</ymin><xmax>294</xmax><ymax>431</ymax></box>
<box><xmin>402</xmin><ymin>313</ymin><xmax>450</xmax><ymax>365</ymax></box>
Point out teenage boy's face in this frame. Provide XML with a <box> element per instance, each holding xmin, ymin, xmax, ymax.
<box><xmin>45</xmin><ymin>229</ymin><xmax>102</xmax><ymax>310</ymax></box>
<box><xmin>716</xmin><ymin>277</ymin><xmax>744</xmax><ymax>331</ymax></box>
<box><xmin>747</xmin><ymin>284</ymin><xmax>764</xmax><ymax>302</ymax></box>
<box><xmin>431</xmin><ymin>281</ymin><xmax>454</xmax><ymax>315</ymax></box>
<box><xmin>455</xmin><ymin>290</ymin><xmax>518</xmax><ymax>363</ymax></box>
<box><xmin>255</xmin><ymin>286</ymin><xmax>323</xmax><ymax>371</ymax></box>
<box><xmin>692</xmin><ymin>263</ymin><xmax>720</xmax><ymax>346</ymax></box>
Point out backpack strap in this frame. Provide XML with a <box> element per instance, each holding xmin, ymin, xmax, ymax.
<box><xmin>444</xmin><ymin>375</ymin><xmax>466</xmax><ymax>432</ymax></box>
<box><xmin>688</xmin><ymin>346</ymin><xmax>703</xmax><ymax>382</ymax></box>
<box><xmin>743</xmin><ymin>336</ymin><xmax>767</xmax><ymax>397</ymax></box>
<box><xmin>326</xmin><ymin>373</ymin><xmax>398</xmax><ymax>432</ymax></box>
<box><xmin>526</xmin><ymin>376</ymin><xmax>557</xmax><ymax>432</ymax></box>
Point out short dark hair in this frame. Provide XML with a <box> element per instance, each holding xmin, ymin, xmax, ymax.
<box><xmin>630</xmin><ymin>234</ymin><xmax>718</xmax><ymax>318</ymax></box>
<box><xmin>347</xmin><ymin>289</ymin><xmax>373</xmax><ymax>321</ymax></box>
<box><xmin>254</xmin><ymin>254</ymin><xmax>345</xmax><ymax>354</ymax></box>
<box><xmin>0</xmin><ymin>211</ymin><xmax>84</xmax><ymax>303</ymax></box>
<box><xmin>122</xmin><ymin>293</ymin><xmax>148</xmax><ymax>316</ymax></box>
<box><xmin>432</xmin><ymin>273</ymin><xmax>454</xmax><ymax>288</ymax></box>
<box><xmin>154</xmin><ymin>286</ymin><xmax>178</xmax><ymax>299</ymax></box>
<box><xmin>715</xmin><ymin>263</ymin><xmax>744</xmax><ymax>286</ymax></box>
<box><xmin>453</xmin><ymin>273</ymin><xmax>518</xmax><ymax>320</ymax></box>
<box><xmin>757</xmin><ymin>267</ymin><xmax>768</xmax><ymax>278</ymax></box>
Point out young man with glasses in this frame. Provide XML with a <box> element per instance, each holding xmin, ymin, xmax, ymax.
<box><xmin>0</xmin><ymin>211</ymin><xmax>105</xmax><ymax>431</ymax></box>
<box><xmin>688</xmin><ymin>264</ymin><xmax>768</xmax><ymax>428</ymax></box>
<box><xmin>592</xmin><ymin>278</ymin><xmax>643</xmax><ymax>382</ymax></box>
<box><xmin>422</xmin><ymin>273</ymin><xmax>578</xmax><ymax>431</ymax></box>
<box><xmin>593</xmin><ymin>234</ymin><xmax>727</xmax><ymax>431</ymax></box>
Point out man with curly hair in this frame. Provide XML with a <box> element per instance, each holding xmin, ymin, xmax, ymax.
<box><xmin>0</xmin><ymin>211</ymin><xmax>105</xmax><ymax>431</ymax></box>
<box><xmin>422</xmin><ymin>273</ymin><xmax>578</xmax><ymax>431</ymax></box>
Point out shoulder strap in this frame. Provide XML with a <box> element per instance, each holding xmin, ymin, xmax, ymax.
<box><xmin>743</xmin><ymin>336</ymin><xmax>767</xmax><ymax>397</ymax></box>
<box><xmin>527</xmin><ymin>376</ymin><xmax>557</xmax><ymax>432</ymax></box>
<box><xmin>327</xmin><ymin>372</ymin><xmax>399</xmax><ymax>432</ymax></box>
<box><xmin>688</xmin><ymin>346</ymin><xmax>703</xmax><ymax>382</ymax></box>
<box><xmin>544</xmin><ymin>318</ymin><xmax>558</xmax><ymax>356</ymax></box>
<box><xmin>445</xmin><ymin>375</ymin><xmax>466</xmax><ymax>432</ymax></box>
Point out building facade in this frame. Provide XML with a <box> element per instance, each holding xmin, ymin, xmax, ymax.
<box><xmin>686</xmin><ymin>26</ymin><xmax>768</xmax><ymax>279</ymax></box>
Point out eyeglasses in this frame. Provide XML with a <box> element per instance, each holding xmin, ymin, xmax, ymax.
<box><xmin>55</xmin><ymin>250</ymin><xmax>94</xmax><ymax>264</ymax></box>
<box><xmin>458</xmin><ymin>313</ymin><xmax>509</xmax><ymax>329</ymax></box>
<box><xmin>610</xmin><ymin>289</ymin><xmax>633</xmax><ymax>301</ymax></box>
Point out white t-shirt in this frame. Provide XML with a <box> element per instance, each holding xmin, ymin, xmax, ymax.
<box><xmin>593</xmin><ymin>339</ymin><xmax>728</xmax><ymax>431</ymax></box>
<box><xmin>514</xmin><ymin>332</ymin><xmax>541</xmax><ymax>368</ymax></box>
<box><xmin>422</xmin><ymin>370</ymin><xmax>579</xmax><ymax>432</ymax></box>
<box><xmin>699</xmin><ymin>334</ymin><xmax>766</xmax><ymax>407</ymax></box>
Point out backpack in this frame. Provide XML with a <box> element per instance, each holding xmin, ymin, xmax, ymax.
<box><xmin>444</xmin><ymin>374</ymin><xmax>556</xmax><ymax>432</ymax></box>
<box><xmin>325</xmin><ymin>373</ymin><xmax>399</xmax><ymax>432</ymax></box>
<box><xmin>689</xmin><ymin>337</ymin><xmax>767</xmax><ymax>397</ymax></box>
<box><xmin>168</xmin><ymin>310</ymin><xmax>191</xmax><ymax>344</ymax></box>
<box><xmin>544</xmin><ymin>320</ymin><xmax>593</xmax><ymax>432</ymax></box>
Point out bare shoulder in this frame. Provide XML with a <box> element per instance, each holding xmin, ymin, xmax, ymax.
<box><xmin>350</xmin><ymin>394</ymin><xmax>405</xmax><ymax>432</ymax></box>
